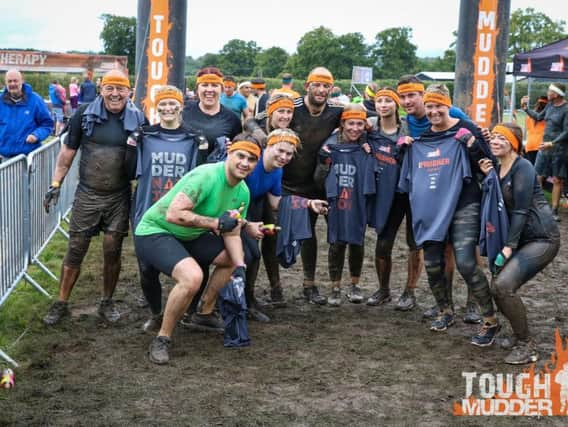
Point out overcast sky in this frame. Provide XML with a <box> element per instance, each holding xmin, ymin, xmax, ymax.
<box><xmin>1</xmin><ymin>1</ymin><xmax>565</xmax><ymax>58</ymax></box>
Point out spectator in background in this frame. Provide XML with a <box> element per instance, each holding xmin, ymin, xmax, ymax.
<box><xmin>522</xmin><ymin>96</ymin><xmax>548</xmax><ymax>165</ymax></box>
<box><xmin>69</xmin><ymin>77</ymin><xmax>80</xmax><ymax>114</ymax></box>
<box><xmin>220</xmin><ymin>76</ymin><xmax>251</xmax><ymax>121</ymax></box>
<box><xmin>49</xmin><ymin>80</ymin><xmax>67</xmax><ymax>135</ymax></box>
<box><xmin>238</xmin><ymin>81</ymin><xmax>256</xmax><ymax>117</ymax></box>
<box><xmin>362</xmin><ymin>82</ymin><xmax>379</xmax><ymax>116</ymax></box>
<box><xmin>275</xmin><ymin>73</ymin><xmax>300</xmax><ymax>99</ymax></box>
<box><xmin>0</xmin><ymin>69</ymin><xmax>53</xmax><ymax>160</ymax></box>
<box><xmin>329</xmin><ymin>86</ymin><xmax>350</xmax><ymax>106</ymax></box>
<box><xmin>251</xmin><ymin>78</ymin><xmax>269</xmax><ymax>116</ymax></box>
<box><xmin>95</xmin><ymin>77</ymin><xmax>102</xmax><ymax>95</ymax></box>
<box><xmin>78</xmin><ymin>73</ymin><xmax>97</xmax><ymax>105</ymax></box>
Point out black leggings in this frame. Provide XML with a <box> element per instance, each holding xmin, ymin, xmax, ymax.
<box><xmin>423</xmin><ymin>203</ymin><xmax>494</xmax><ymax>317</ymax></box>
<box><xmin>328</xmin><ymin>243</ymin><xmax>364</xmax><ymax>282</ymax></box>
<box><xmin>492</xmin><ymin>238</ymin><xmax>560</xmax><ymax>340</ymax></box>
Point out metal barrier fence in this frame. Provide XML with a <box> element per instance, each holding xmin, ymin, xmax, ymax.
<box><xmin>0</xmin><ymin>137</ymin><xmax>79</xmax><ymax>367</ymax></box>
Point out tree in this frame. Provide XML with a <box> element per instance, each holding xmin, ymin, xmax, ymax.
<box><xmin>184</xmin><ymin>56</ymin><xmax>201</xmax><ymax>76</ymax></box>
<box><xmin>293</xmin><ymin>27</ymin><xmax>340</xmax><ymax>78</ymax></box>
<box><xmin>99</xmin><ymin>14</ymin><xmax>137</xmax><ymax>72</ymax></box>
<box><xmin>371</xmin><ymin>27</ymin><xmax>418</xmax><ymax>79</ymax></box>
<box><xmin>218</xmin><ymin>39</ymin><xmax>260</xmax><ymax>76</ymax></box>
<box><xmin>198</xmin><ymin>53</ymin><xmax>222</xmax><ymax>70</ymax></box>
<box><xmin>255</xmin><ymin>47</ymin><xmax>289</xmax><ymax>78</ymax></box>
<box><xmin>508</xmin><ymin>8</ymin><xmax>567</xmax><ymax>58</ymax></box>
<box><xmin>334</xmin><ymin>33</ymin><xmax>371</xmax><ymax>79</ymax></box>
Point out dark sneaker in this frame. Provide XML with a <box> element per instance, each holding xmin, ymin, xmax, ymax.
<box><xmin>553</xmin><ymin>214</ymin><xmax>561</xmax><ymax>222</ymax></box>
<box><xmin>463</xmin><ymin>302</ymin><xmax>482</xmax><ymax>324</ymax></box>
<box><xmin>148</xmin><ymin>336</ymin><xmax>171</xmax><ymax>365</ymax></box>
<box><xmin>347</xmin><ymin>285</ymin><xmax>364</xmax><ymax>304</ymax></box>
<box><xmin>268</xmin><ymin>285</ymin><xmax>287</xmax><ymax>308</ymax></box>
<box><xmin>98</xmin><ymin>298</ymin><xmax>120</xmax><ymax>323</ymax></box>
<box><xmin>423</xmin><ymin>305</ymin><xmax>439</xmax><ymax>319</ymax></box>
<box><xmin>496</xmin><ymin>335</ymin><xmax>517</xmax><ymax>350</ymax></box>
<box><xmin>142</xmin><ymin>314</ymin><xmax>163</xmax><ymax>333</ymax></box>
<box><xmin>366</xmin><ymin>288</ymin><xmax>391</xmax><ymax>306</ymax></box>
<box><xmin>248</xmin><ymin>306</ymin><xmax>270</xmax><ymax>323</ymax></box>
<box><xmin>303</xmin><ymin>286</ymin><xmax>327</xmax><ymax>305</ymax></box>
<box><xmin>328</xmin><ymin>288</ymin><xmax>342</xmax><ymax>307</ymax></box>
<box><xmin>430</xmin><ymin>312</ymin><xmax>455</xmax><ymax>332</ymax></box>
<box><xmin>43</xmin><ymin>300</ymin><xmax>70</xmax><ymax>326</ymax></box>
<box><xmin>471</xmin><ymin>322</ymin><xmax>500</xmax><ymax>347</ymax></box>
<box><xmin>504</xmin><ymin>339</ymin><xmax>538</xmax><ymax>365</ymax></box>
<box><xmin>184</xmin><ymin>312</ymin><xmax>224</xmax><ymax>333</ymax></box>
<box><xmin>395</xmin><ymin>290</ymin><xmax>416</xmax><ymax>311</ymax></box>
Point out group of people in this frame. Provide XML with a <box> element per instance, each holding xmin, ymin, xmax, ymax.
<box><xmin>25</xmin><ymin>64</ymin><xmax>563</xmax><ymax>367</ymax></box>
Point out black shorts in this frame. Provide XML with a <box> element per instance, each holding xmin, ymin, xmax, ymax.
<box><xmin>134</xmin><ymin>232</ymin><xmax>225</xmax><ymax>277</ymax></box>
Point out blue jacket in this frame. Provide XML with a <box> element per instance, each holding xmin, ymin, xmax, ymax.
<box><xmin>78</xmin><ymin>79</ymin><xmax>97</xmax><ymax>104</ymax></box>
<box><xmin>48</xmin><ymin>83</ymin><xmax>64</xmax><ymax>107</ymax></box>
<box><xmin>0</xmin><ymin>83</ymin><xmax>54</xmax><ymax>157</ymax></box>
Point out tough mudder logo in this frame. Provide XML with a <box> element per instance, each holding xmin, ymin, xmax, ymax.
<box><xmin>453</xmin><ymin>329</ymin><xmax>568</xmax><ymax>416</ymax></box>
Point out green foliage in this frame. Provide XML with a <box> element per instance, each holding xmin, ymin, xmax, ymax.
<box><xmin>218</xmin><ymin>39</ymin><xmax>261</xmax><ymax>76</ymax></box>
<box><xmin>99</xmin><ymin>14</ymin><xmax>137</xmax><ymax>72</ymax></box>
<box><xmin>198</xmin><ymin>53</ymin><xmax>222</xmax><ymax>70</ymax></box>
<box><xmin>255</xmin><ymin>47</ymin><xmax>289</xmax><ymax>78</ymax></box>
<box><xmin>508</xmin><ymin>8</ymin><xmax>567</xmax><ymax>59</ymax></box>
<box><xmin>371</xmin><ymin>27</ymin><xmax>418</xmax><ymax>79</ymax></box>
<box><xmin>184</xmin><ymin>56</ymin><xmax>201</xmax><ymax>76</ymax></box>
<box><xmin>293</xmin><ymin>27</ymin><xmax>339</xmax><ymax>78</ymax></box>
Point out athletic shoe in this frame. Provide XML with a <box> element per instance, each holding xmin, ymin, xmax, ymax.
<box><xmin>504</xmin><ymin>339</ymin><xmax>538</xmax><ymax>365</ymax></box>
<box><xmin>148</xmin><ymin>336</ymin><xmax>171</xmax><ymax>365</ymax></box>
<box><xmin>268</xmin><ymin>285</ymin><xmax>287</xmax><ymax>308</ymax></box>
<box><xmin>98</xmin><ymin>298</ymin><xmax>121</xmax><ymax>323</ymax></box>
<box><xmin>347</xmin><ymin>285</ymin><xmax>364</xmax><ymax>304</ymax></box>
<box><xmin>248</xmin><ymin>306</ymin><xmax>270</xmax><ymax>323</ymax></box>
<box><xmin>395</xmin><ymin>290</ymin><xmax>416</xmax><ymax>311</ymax></box>
<box><xmin>366</xmin><ymin>288</ymin><xmax>391</xmax><ymax>306</ymax></box>
<box><xmin>430</xmin><ymin>312</ymin><xmax>455</xmax><ymax>332</ymax></box>
<box><xmin>303</xmin><ymin>286</ymin><xmax>327</xmax><ymax>305</ymax></box>
<box><xmin>142</xmin><ymin>314</ymin><xmax>163</xmax><ymax>333</ymax></box>
<box><xmin>184</xmin><ymin>312</ymin><xmax>224</xmax><ymax>333</ymax></box>
<box><xmin>43</xmin><ymin>301</ymin><xmax>70</xmax><ymax>326</ymax></box>
<box><xmin>423</xmin><ymin>305</ymin><xmax>439</xmax><ymax>319</ymax></box>
<box><xmin>463</xmin><ymin>302</ymin><xmax>482</xmax><ymax>324</ymax></box>
<box><xmin>471</xmin><ymin>322</ymin><xmax>500</xmax><ymax>347</ymax></box>
<box><xmin>328</xmin><ymin>288</ymin><xmax>342</xmax><ymax>307</ymax></box>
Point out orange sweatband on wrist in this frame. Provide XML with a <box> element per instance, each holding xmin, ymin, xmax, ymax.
<box><xmin>306</xmin><ymin>74</ymin><xmax>334</xmax><ymax>86</ymax></box>
<box><xmin>397</xmin><ymin>82</ymin><xmax>425</xmax><ymax>94</ymax></box>
<box><xmin>154</xmin><ymin>89</ymin><xmax>183</xmax><ymax>105</ymax></box>
<box><xmin>492</xmin><ymin>125</ymin><xmax>520</xmax><ymax>152</ymax></box>
<box><xmin>223</xmin><ymin>80</ymin><xmax>236</xmax><ymax>89</ymax></box>
<box><xmin>251</xmin><ymin>82</ymin><xmax>266</xmax><ymax>90</ymax></box>
<box><xmin>228</xmin><ymin>140</ymin><xmax>261</xmax><ymax>159</ymax></box>
<box><xmin>341</xmin><ymin>111</ymin><xmax>367</xmax><ymax>121</ymax></box>
<box><xmin>267</xmin><ymin>134</ymin><xmax>299</xmax><ymax>147</ymax></box>
<box><xmin>101</xmin><ymin>75</ymin><xmax>130</xmax><ymax>88</ymax></box>
<box><xmin>375</xmin><ymin>89</ymin><xmax>401</xmax><ymax>106</ymax></box>
<box><xmin>267</xmin><ymin>98</ymin><xmax>295</xmax><ymax>116</ymax></box>
<box><xmin>423</xmin><ymin>92</ymin><xmax>452</xmax><ymax>108</ymax></box>
<box><xmin>196</xmin><ymin>74</ymin><xmax>224</xmax><ymax>86</ymax></box>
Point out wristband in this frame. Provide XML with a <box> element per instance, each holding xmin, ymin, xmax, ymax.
<box><xmin>51</xmin><ymin>180</ymin><xmax>61</xmax><ymax>188</ymax></box>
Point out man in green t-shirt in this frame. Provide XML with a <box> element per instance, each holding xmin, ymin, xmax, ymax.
<box><xmin>135</xmin><ymin>138</ymin><xmax>263</xmax><ymax>364</ymax></box>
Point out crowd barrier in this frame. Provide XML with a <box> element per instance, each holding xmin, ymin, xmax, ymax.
<box><xmin>0</xmin><ymin>137</ymin><xmax>78</xmax><ymax>366</ymax></box>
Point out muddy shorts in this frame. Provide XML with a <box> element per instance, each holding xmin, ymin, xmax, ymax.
<box><xmin>134</xmin><ymin>232</ymin><xmax>225</xmax><ymax>277</ymax></box>
<box><xmin>69</xmin><ymin>188</ymin><xmax>131</xmax><ymax>236</ymax></box>
<box><xmin>534</xmin><ymin>149</ymin><xmax>568</xmax><ymax>180</ymax></box>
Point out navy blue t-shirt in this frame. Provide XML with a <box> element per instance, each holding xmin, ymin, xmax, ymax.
<box><xmin>325</xmin><ymin>144</ymin><xmax>376</xmax><ymax>245</ymax></box>
<box><xmin>398</xmin><ymin>133</ymin><xmax>472</xmax><ymax>245</ymax></box>
<box><xmin>276</xmin><ymin>195</ymin><xmax>312</xmax><ymax>267</ymax></box>
<box><xmin>245</xmin><ymin>152</ymin><xmax>282</xmax><ymax>201</ymax></box>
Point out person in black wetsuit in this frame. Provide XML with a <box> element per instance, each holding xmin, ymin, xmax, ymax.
<box><xmin>479</xmin><ymin>122</ymin><xmax>560</xmax><ymax>365</ymax></box>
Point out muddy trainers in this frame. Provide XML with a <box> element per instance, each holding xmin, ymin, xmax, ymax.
<box><xmin>269</xmin><ymin>285</ymin><xmax>287</xmax><ymax>308</ymax></box>
<box><xmin>504</xmin><ymin>339</ymin><xmax>538</xmax><ymax>365</ymax></box>
<box><xmin>423</xmin><ymin>305</ymin><xmax>439</xmax><ymax>319</ymax></box>
<box><xmin>98</xmin><ymin>298</ymin><xmax>120</xmax><ymax>323</ymax></box>
<box><xmin>471</xmin><ymin>322</ymin><xmax>500</xmax><ymax>347</ymax></box>
<box><xmin>187</xmin><ymin>312</ymin><xmax>224</xmax><ymax>333</ymax></box>
<box><xmin>43</xmin><ymin>300</ymin><xmax>70</xmax><ymax>326</ymax></box>
<box><xmin>463</xmin><ymin>302</ymin><xmax>482</xmax><ymax>324</ymax></box>
<box><xmin>430</xmin><ymin>312</ymin><xmax>455</xmax><ymax>332</ymax></box>
<box><xmin>366</xmin><ymin>288</ymin><xmax>391</xmax><ymax>306</ymax></box>
<box><xmin>142</xmin><ymin>314</ymin><xmax>163</xmax><ymax>333</ymax></box>
<box><xmin>303</xmin><ymin>286</ymin><xmax>327</xmax><ymax>305</ymax></box>
<box><xmin>328</xmin><ymin>288</ymin><xmax>342</xmax><ymax>307</ymax></box>
<box><xmin>248</xmin><ymin>306</ymin><xmax>270</xmax><ymax>323</ymax></box>
<box><xmin>148</xmin><ymin>336</ymin><xmax>171</xmax><ymax>365</ymax></box>
<box><xmin>347</xmin><ymin>285</ymin><xmax>364</xmax><ymax>304</ymax></box>
<box><xmin>395</xmin><ymin>290</ymin><xmax>416</xmax><ymax>311</ymax></box>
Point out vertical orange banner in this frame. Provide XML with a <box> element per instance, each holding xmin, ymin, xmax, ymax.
<box><xmin>471</xmin><ymin>0</ymin><xmax>500</xmax><ymax>128</ymax></box>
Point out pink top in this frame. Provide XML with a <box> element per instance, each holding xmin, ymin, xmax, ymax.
<box><xmin>69</xmin><ymin>83</ymin><xmax>79</xmax><ymax>97</ymax></box>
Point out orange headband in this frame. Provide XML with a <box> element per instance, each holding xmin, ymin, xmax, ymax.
<box><xmin>267</xmin><ymin>134</ymin><xmax>299</xmax><ymax>147</ymax></box>
<box><xmin>375</xmin><ymin>89</ymin><xmax>401</xmax><ymax>106</ymax></box>
<box><xmin>493</xmin><ymin>125</ymin><xmax>520</xmax><ymax>152</ymax></box>
<box><xmin>306</xmin><ymin>74</ymin><xmax>334</xmax><ymax>86</ymax></box>
<box><xmin>196</xmin><ymin>74</ymin><xmax>224</xmax><ymax>86</ymax></box>
<box><xmin>223</xmin><ymin>80</ymin><xmax>236</xmax><ymax>89</ymax></box>
<box><xmin>397</xmin><ymin>82</ymin><xmax>424</xmax><ymax>94</ymax></box>
<box><xmin>251</xmin><ymin>82</ymin><xmax>266</xmax><ymax>90</ymax></box>
<box><xmin>101</xmin><ymin>75</ymin><xmax>130</xmax><ymax>88</ymax></box>
<box><xmin>155</xmin><ymin>89</ymin><xmax>183</xmax><ymax>105</ymax></box>
<box><xmin>267</xmin><ymin>98</ymin><xmax>295</xmax><ymax>116</ymax></box>
<box><xmin>341</xmin><ymin>110</ymin><xmax>367</xmax><ymax>121</ymax></box>
<box><xmin>228</xmin><ymin>140</ymin><xmax>261</xmax><ymax>159</ymax></box>
<box><xmin>423</xmin><ymin>92</ymin><xmax>452</xmax><ymax>108</ymax></box>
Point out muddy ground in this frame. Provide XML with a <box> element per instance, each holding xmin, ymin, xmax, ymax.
<box><xmin>1</xmin><ymin>210</ymin><xmax>568</xmax><ymax>426</ymax></box>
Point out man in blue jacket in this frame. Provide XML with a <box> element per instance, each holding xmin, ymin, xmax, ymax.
<box><xmin>0</xmin><ymin>69</ymin><xmax>53</xmax><ymax>160</ymax></box>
